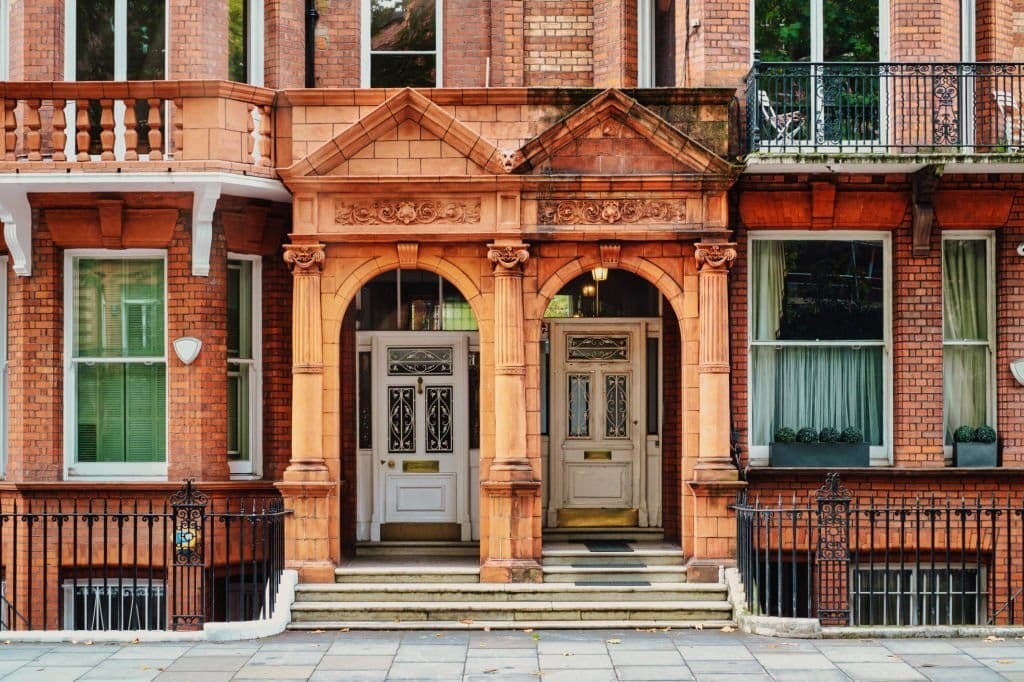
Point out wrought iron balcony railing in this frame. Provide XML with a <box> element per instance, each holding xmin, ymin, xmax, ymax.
<box><xmin>746</xmin><ymin>59</ymin><xmax>1024</xmax><ymax>155</ymax></box>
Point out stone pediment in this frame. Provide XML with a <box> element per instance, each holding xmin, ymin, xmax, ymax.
<box><xmin>514</xmin><ymin>89</ymin><xmax>731</xmax><ymax>176</ymax></box>
<box><xmin>280</xmin><ymin>88</ymin><xmax>508</xmax><ymax>179</ymax></box>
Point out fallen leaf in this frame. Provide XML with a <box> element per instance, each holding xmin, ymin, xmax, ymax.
<box><xmin>532</xmin><ymin>633</ymin><xmax>540</xmax><ymax>641</ymax></box>
<box><xmin>721</xmin><ymin>626</ymin><xmax>736</xmax><ymax>633</ymax></box>
<box><xmin>340</xmin><ymin>627</ymin><xmax>350</xmax><ymax>633</ymax></box>
<box><xmin>483</xmin><ymin>626</ymin><xmax>492</xmax><ymax>632</ymax></box>
<box><xmin>435</xmin><ymin>633</ymin><xmax>445</xmax><ymax>638</ymax></box>
<box><xmin>312</xmin><ymin>629</ymin><xmax>324</xmax><ymax>634</ymax></box>
<box><xmin>459</xmin><ymin>619</ymin><xmax>474</xmax><ymax>625</ymax></box>
<box><xmin>483</xmin><ymin>668</ymin><xmax>498</xmax><ymax>674</ymax></box>
<box><xmin>84</xmin><ymin>641</ymin><xmax>94</xmax><ymax>646</ymax></box>
<box><xmin>986</xmin><ymin>635</ymin><xmax>1006</xmax><ymax>642</ymax></box>
<box><xmin>606</xmin><ymin>638</ymin><xmax>622</xmax><ymax>644</ymax></box>
<box><xmin>997</xmin><ymin>659</ymin><xmax>1015</xmax><ymax>665</ymax></box>
<box><xmin>563</xmin><ymin>652</ymin><xmax>574</xmax><ymax>657</ymax></box>
<box><xmin>131</xmin><ymin>638</ymin><xmax>140</xmax><ymax>644</ymax></box>
<box><xmin>660</xmin><ymin>626</ymin><xmax>671</xmax><ymax>632</ymax></box>
<box><xmin>694</xmin><ymin>624</ymin><xmax>703</xmax><ymax>631</ymax></box>
<box><xmin>523</xmin><ymin>628</ymin><xmax>533</xmax><ymax>633</ymax></box>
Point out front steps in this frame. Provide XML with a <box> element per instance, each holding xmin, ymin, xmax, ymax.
<box><xmin>289</xmin><ymin>538</ymin><xmax>733</xmax><ymax>630</ymax></box>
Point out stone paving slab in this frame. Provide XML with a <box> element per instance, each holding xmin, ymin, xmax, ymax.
<box><xmin>0</xmin><ymin>629</ymin><xmax>1019</xmax><ymax>680</ymax></box>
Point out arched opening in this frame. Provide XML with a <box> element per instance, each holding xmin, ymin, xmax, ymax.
<box><xmin>342</xmin><ymin>268</ymin><xmax>481</xmax><ymax>550</ymax></box>
<box><xmin>539</xmin><ymin>269</ymin><xmax>681</xmax><ymax>541</ymax></box>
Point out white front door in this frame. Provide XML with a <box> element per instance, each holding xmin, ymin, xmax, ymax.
<box><xmin>370</xmin><ymin>334</ymin><xmax>470</xmax><ymax>541</ymax></box>
<box><xmin>548</xmin><ymin>322</ymin><xmax>647</xmax><ymax>527</ymax></box>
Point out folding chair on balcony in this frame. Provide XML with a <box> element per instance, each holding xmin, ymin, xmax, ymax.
<box><xmin>759</xmin><ymin>89</ymin><xmax>805</xmax><ymax>143</ymax></box>
<box><xmin>995</xmin><ymin>90</ymin><xmax>1020</xmax><ymax>152</ymax></box>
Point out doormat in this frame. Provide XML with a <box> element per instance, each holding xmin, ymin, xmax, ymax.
<box><xmin>574</xmin><ymin>580</ymin><xmax>651</xmax><ymax>587</ymax></box>
<box><xmin>581</xmin><ymin>540</ymin><xmax>633</xmax><ymax>552</ymax></box>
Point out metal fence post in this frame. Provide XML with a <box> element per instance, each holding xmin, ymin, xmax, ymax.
<box><xmin>169</xmin><ymin>479</ymin><xmax>208</xmax><ymax>630</ymax></box>
<box><xmin>815</xmin><ymin>473</ymin><xmax>852</xmax><ymax>625</ymax></box>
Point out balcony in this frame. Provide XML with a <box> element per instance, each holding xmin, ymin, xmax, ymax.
<box><xmin>746</xmin><ymin>60</ymin><xmax>1024</xmax><ymax>172</ymax></box>
<box><xmin>0</xmin><ymin>80</ymin><xmax>276</xmax><ymax>175</ymax></box>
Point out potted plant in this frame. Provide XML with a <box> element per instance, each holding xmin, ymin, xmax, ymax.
<box><xmin>769</xmin><ymin>424</ymin><xmax>871</xmax><ymax>467</ymax></box>
<box><xmin>953</xmin><ymin>425</ymin><xmax>999</xmax><ymax>467</ymax></box>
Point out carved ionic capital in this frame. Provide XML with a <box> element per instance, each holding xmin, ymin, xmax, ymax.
<box><xmin>284</xmin><ymin>243</ymin><xmax>326</xmax><ymax>274</ymax></box>
<box><xmin>695</xmin><ymin>242</ymin><xmax>737</xmax><ymax>272</ymax></box>
<box><xmin>487</xmin><ymin>243</ymin><xmax>530</xmax><ymax>272</ymax></box>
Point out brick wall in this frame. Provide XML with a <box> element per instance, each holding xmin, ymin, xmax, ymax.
<box><xmin>168</xmin><ymin>0</ymin><xmax>229</xmax><ymax>79</ymax></box>
<box><xmin>445</xmin><ymin>0</ymin><xmax>491</xmax><ymax>86</ymax></box>
<box><xmin>265</xmin><ymin>0</ymin><xmax>307</xmax><ymax>89</ymax></box>
<box><xmin>340</xmin><ymin>305</ymin><xmax>357</xmax><ymax>558</ymax></box>
<box><xmin>490</xmin><ymin>0</ymin><xmax>525</xmax><ymax>86</ymax></box>
<box><xmin>523</xmin><ymin>1</ymin><xmax>593</xmax><ymax>87</ymax></box>
<box><xmin>262</xmin><ymin>249</ymin><xmax>294</xmax><ymax>481</ymax></box>
<box><xmin>593</xmin><ymin>0</ymin><xmax>636</xmax><ymax>88</ymax></box>
<box><xmin>662</xmin><ymin>299</ymin><xmax>681</xmax><ymax>543</ymax></box>
<box><xmin>686</xmin><ymin>0</ymin><xmax>750</xmax><ymax>88</ymax></box>
<box><xmin>312</xmin><ymin>0</ymin><xmax>360</xmax><ymax>87</ymax></box>
<box><xmin>891</xmin><ymin>0</ymin><xmax>961</xmax><ymax>61</ymax></box>
<box><xmin>9</xmin><ymin>0</ymin><xmax>64</xmax><ymax>80</ymax></box>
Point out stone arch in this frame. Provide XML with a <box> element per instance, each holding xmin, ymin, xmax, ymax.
<box><xmin>321</xmin><ymin>247</ymin><xmax>487</xmax><ymax>346</ymax></box>
<box><xmin>533</xmin><ymin>253</ymin><xmax>686</xmax><ymax>323</ymax></box>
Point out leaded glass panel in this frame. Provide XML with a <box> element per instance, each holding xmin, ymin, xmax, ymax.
<box><xmin>567</xmin><ymin>374</ymin><xmax>591</xmax><ymax>438</ymax></box>
<box><xmin>425</xmin><ymin>385</ymin><xmax>453</xmax><ymax>453</ymax></box>
<box><xmin>567</xmin><ymin>336</ymin><xmax>628</xmax><ymax>361</ymax></box>
<box><xmin>387</xmin><ymin>347</ymin><xmax>453</xmax><ymax>375</ymax></box>
<box><xmin>388</xmin><ymin>386</ymin><xmax>415</xmax><ymax>452</ymax></box>
<box><xmin>605</xmin><ymin>374</ymin><xmax>629</xmax><ymax>439</ymax></box>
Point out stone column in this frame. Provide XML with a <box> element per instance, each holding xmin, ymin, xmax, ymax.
<box><xmin>275</xmin><ymin>242</ymin><xmax>337</xmax><ymax>582</ymax></box>
<box><xmin>687</xmin><ymin>242</ymin><xmax>745</xmax><ymax>565</ymax></box>
<box><xmin>480</xmin><ymin>243</ymin><xmax>542</xmax><ymax>583</ymax></box>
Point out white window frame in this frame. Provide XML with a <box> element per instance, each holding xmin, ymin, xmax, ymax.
<box><xmin>637</xmin><ymin>0</ymin><xmax>654</xmax><ymax>88</ymax></box>
<box><xmin>63</xmin><ymin>249</ymin><xmax>169</xmax><ymax>480</ymax></box>
<box><xmin>0</xmin><ymin>256</ymin><xmax>7</xmax><ymax>479</ymax></box>
<box><xmin>747</xmin><ymin>231</ymin><xmax>893</xmax><ymax>466</ymax></box>
<box><xmin>941</xmin><ymin>231</ymin><xmax>996</xmax><ymax>454</ymax></box>
<box><xmin>246</xmin><ymin>0</ymin><xmax>265</xmax><ymax>86</ymax></box>
<box><xmin>360</xmin><ymin>0</ymin><xmax>444</xmax><ymax>87</ymax></box>
<box><xmin>228</xmin><ymin>253</ymin><xmax>263</xmax><ymax>478</ymax></box>
<box><xmin>62</xmin><ymin>578</ymin><xmax>166</xmax><ymax>631</ymax></box>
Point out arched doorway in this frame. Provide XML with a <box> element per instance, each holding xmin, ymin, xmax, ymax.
<box><xmin>349</xmin><ymin>269</ymin><xmax>481</xmax><ymax>543</ymax></box>
<box><xmin>540</xmin><ymin>269</ymin><xmax>670</xmax><ymax>532</ymax></box>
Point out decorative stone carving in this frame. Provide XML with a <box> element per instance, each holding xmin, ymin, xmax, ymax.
<box><xmin>334</xmin><ymin>199</ymin><xmax>481</xmax><ymax>225</ymax></box>
<box><xmin>694</xmin><ymin>243</ymin><xmax>737</xmax><ymax>271</ymax></box>
<box><xmin>599</xmin><ymin>241</ymin><xmax>621</xmax><ymax>268</ymax></box>
<box><xmin>499</xmin><ymin>149</ymin><xmax>524</xmax><ymax>173</ymax></box>
<box><xmin>487</xmin><ymin>243</ymin><xmax>530</xmax><ymax>271</ymax></box>
<box><xmin>538</xmin><ymin>199</ymin><xmax>686</xmax><ymax>225</ymax></box>
<box><xmin>397</xmin><ymin>242</ymin><xmax>418</xmax><ymax>268</ymax></box>
<box><xmin>284</xmin><ymin>243</ymin><xmax>326</xmax><ymax>273</ymax></box>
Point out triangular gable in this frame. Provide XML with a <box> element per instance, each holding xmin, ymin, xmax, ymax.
<box><xmin>280</xmin><ymin>88</ymin><xmax>508</xmax><ymax>178</ymax></box>
<box><xmin>515</xmin><ymin>89</ymin><xmax>732</xmax><ymax>176</ymax></box>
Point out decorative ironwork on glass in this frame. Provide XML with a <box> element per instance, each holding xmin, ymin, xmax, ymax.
<box><xmin>388</xmin><ymin>387</ymin><xmax>416</xmax><ymax>453</ymax></box>
<box><xmin>567</xmin><ymin>374</ymin><xmax>591</xmax><ymax>438</ymax></box>
<box><xmin>387</xmin><ymin>347</ymin><xmax>453</xmax><ymax>375</ymax></box>
<box><xmin>426</xmin><ymin>386</ymin><xmax>454</xmax><ymax>453</ymax></box>
<box><xmin>605</xmin><ymin>374</ymin><xmax>629</xmax><ymax>438</ymax></box>
<box><xmin>567</xmin><ymin>336</ymin><xmax>628</xmax><ymax>361</ymax></box>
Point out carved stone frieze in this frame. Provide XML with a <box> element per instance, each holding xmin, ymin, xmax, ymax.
<box><xmin>487</xmin><ymin>243</ymin><xmax>530</xmax><ymax>272</ymax></box>
<box><xmin>283</xmin><ymin>243</ymin><xmax>326</xmax><ymax>273</ymax></box>
<box><xmin>538</xmin><ymin>199</ymin><xmax>686</xmax><ymax>225</ymax></box>
<box><xmin>694</xmin><ymin>242</ymin><xmax>737</xmax><ymax>271</ymax></box>
<box><xmin>334</xmin><ymin>198</ymin><xmax>481</xmax><ymax>225</ymax></box>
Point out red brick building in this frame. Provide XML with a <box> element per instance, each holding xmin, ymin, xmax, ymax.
<box><xmin>0</xmin><ymin>0</ymin><xmax>1023</xmax><ymax>628</ymax></box>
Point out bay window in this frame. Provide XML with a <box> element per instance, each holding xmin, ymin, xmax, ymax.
<box><xmin>67</xmin><ymin>254</ymin><xmax>167</xmax><ymax>477</ymax></box>
<box><xmin>749</xmin><ymin>234</ymin><xmax>890</xmax><ymax>463</ymax></box>
<box><xmin>228</xmin><ymin>255</ymin><xmax>262</xmax><ymax>476</ymax></box>
<box><xmin>942</xmin><ymin>234</ymin><xmax>994</xmax><ymax>445</ymax></box>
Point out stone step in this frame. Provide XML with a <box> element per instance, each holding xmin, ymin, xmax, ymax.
<box><xmin>296</xmin><ymin>582</ymin><xmax>726</xmax><ymax>603</ymax></box>
<box><xmin>334</xmin><ymin>565</ymin><xmax>480</xmax><ymax>584</ymax></box>
<box><xmin>541</xmin><ymin>565</ymin><xmax>690</xmax><ymax>583</ymax></box>
<box><xmin>355</xmin><ymin>541</ymin><xmax>478</xmax><ymax>558</ymax></box>
<box><xmin>542</xmin><ymin>528</ymin><xmax>666</xmax><ymax>543</ymax></box>
<box><xmin>288</xmin><ymin>618</ymin><xmax>734</xmax><ymax>631</ymax></box>
<box><xmin>289</xmin><ymin>599</ymin><xmax>733</xmax><ymax>624</ymax></box>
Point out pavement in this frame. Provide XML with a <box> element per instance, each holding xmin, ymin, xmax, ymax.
<box><xmin>1</xmin><ymin>628</ymin><xmax>1024</xmax><ymax>681</ymax></box>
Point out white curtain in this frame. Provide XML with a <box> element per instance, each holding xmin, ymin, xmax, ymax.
<box><xmin>943</xmin><ymin>240</ymin><xmax>988</xmax><ymax>442</ymax></box>
<box><xmin>750</xmin><ymin>241</ymin><xmax>786</xmax><ymax>443</ymax></box>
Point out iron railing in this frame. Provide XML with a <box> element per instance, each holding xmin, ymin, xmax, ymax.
<box><xmin>735</xmin><ymin>474</ymin><xmax>1024</xmax><ymax>626</ymax></box>
<box><xmin>746</xmin><ymin>57</ymin><xmax>1024</xmax><ymax>154</ymax></box>
<box><xmin>0</xmin><ymin>480</ymin><xmax>287</xmax><ymax>631</ymax></box>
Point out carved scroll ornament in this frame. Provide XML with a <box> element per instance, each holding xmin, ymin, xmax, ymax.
<box><xmin>487</xmin><ymin>243</ymin><xmax>530</xmax><ymax>271</ymax></box>
<box><xmin>335</xmin><ymin>199</ymin><xmax>481</xmax><ymax>225</ymax></box>
<box><xmin>283</xmin><ymin>243</ymin><xmax>326</xmax><ymax>273</ymax></box>
<box><xmin>538</xmin><ymin>199</ymin><xmax>686</xmax><ymax>225</ymax></box>
<box><xmin>694</xmin><ymin>243</ymin><xmax>737</xmax><ymax>271</ymax></box>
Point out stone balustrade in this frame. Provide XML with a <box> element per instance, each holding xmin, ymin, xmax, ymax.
<box><xmin>0</xmin><ymin>81</ymin><xmax>275</xmax><ymax>174</ymax></box>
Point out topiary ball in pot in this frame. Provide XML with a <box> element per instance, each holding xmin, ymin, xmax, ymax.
<box><xmin>840</xmin><ymin>426</ymin><xmax>864</xmax><ymax>444</ymax></box>
<box><xmin>796</xmin><ymin>427</ymin><xmax>817</xmax><ymax>443</ymax></box>
<box><xmin>774</xmin><ymin>427</ymin><xmax>797</xmax><ymax>443</ymax></box>
<box><xmin>953</xmin><ymin>425</ymin><xmax>976</xmax><ymax>443</ymax></box>
<box><xmin>974</xmin><ymin>425</ymin><xmax>997</xmax><ymax>444</ymax></box>
<box><xmin>819</xmin><ymin>427</ymin><xmax>840</xmax><ymax>443</ymax></box>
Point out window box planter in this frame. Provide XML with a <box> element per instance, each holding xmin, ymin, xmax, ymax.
<box><xmin>769</xmin><ymin>442</ymin><xmax>870</xmax><ymax>467</ymax></box>
<box><xmin>953</xmin><ymin>442</ymin><xmax>998</xmax><ymax>467</ymax></box>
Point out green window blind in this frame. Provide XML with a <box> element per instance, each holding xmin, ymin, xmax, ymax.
<box><xmin>74</xmin><ymin>258</ymin><xmax>166</xmax><ymax>463</ymax></box>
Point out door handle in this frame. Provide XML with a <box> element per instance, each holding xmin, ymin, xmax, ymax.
<box><xmin>380</xmin><ymin>459</ymin><xmax>396</xmax><ymax>468</ymax></box>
